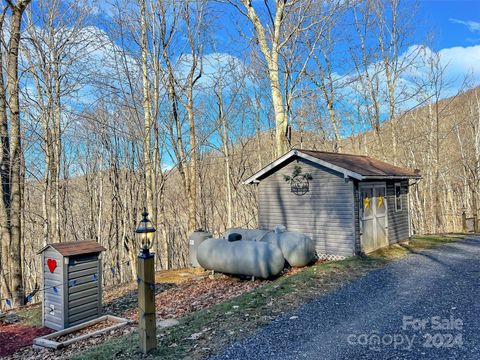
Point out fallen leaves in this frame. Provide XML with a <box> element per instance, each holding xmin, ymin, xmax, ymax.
<box><xmin>52</xmin><ymin>318</ymin><xmax>120</xmax><ymax>343</ymax></box>
<box><xmin>0</xmin><ymin>323</ymin><xmax>52</xmax><ymax>357</ymax></box>
<box><xmin>125</xmin><ymin>277</ymin><xmax>263</xmax><ymax>321</ymax></box>
<box><xmin>103</xmin><ymin>282</ymin><xmax>175</xmax><ymax>320</ymax></box>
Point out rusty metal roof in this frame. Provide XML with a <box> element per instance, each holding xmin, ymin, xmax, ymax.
<box><xmin>37</xmin><ymin>241</ymin><xmax>106</xmax><ymax>256</ymax></box>
<box><xmin>243</xmin><ymin>149</ymin><xmax>421</xmax><ymax>184</ymax></box>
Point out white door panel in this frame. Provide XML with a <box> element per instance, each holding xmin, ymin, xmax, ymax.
<box><xmin>360</xmin><ymin>183</ymin><xmax>388</xmax><ymax>252</ymax></box>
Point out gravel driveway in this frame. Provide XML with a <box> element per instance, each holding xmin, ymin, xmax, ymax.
<box><xmin>213</xmin><ymin>236</ymin><xmax>480</xmax><ymax>359</ymax></box>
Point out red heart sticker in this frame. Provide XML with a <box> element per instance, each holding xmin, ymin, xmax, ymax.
<box><xmin>47</xmin><ymin>259</ymin><xmax>57</xmax><ymax>273</ymax></box>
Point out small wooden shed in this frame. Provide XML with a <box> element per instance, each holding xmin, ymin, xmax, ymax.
<box><xmin>244</xmin><ymin>149</ymin><xmax>421</xmax><ymax>258</ymax></box>
<box><xmin>37</xmin><ymin>241</ymin><xmax>106</xmax><ymax>330</ymax></box>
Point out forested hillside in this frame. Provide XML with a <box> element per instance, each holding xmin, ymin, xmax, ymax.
<box><xmin>1</xmin><ymin>0</ymin><xmax>479</xmax><ymax>308</ymax></box>
<box><xmin>20</xmin><ymin>86</ymin><xmax>480</xmax><ymax>301</ymax></box>
<box><xmin>342</xmin><ymin>86</ymin><xmax>480</xmax><ymax>235</ymax></box>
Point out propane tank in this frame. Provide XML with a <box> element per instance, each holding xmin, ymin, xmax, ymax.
<box><xmin>189</xmin><ymin>229</ymin><xmax>212</xmax><ymax>267</ymax></box>
<box><xmin>196</xmin><ymin>238</ymin><xmax>285</xmax><ymax>279</ymax></box>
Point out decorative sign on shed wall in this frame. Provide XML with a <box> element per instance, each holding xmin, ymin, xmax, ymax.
<box><xmin>37</xmin><ymin>241</ymin><xmax>106</xmax><ymax>330</ymax></box>
<box><xmin>284</xmin><ymin>165</ymin><xmax>312</xmax><ymax>196</ymax></box>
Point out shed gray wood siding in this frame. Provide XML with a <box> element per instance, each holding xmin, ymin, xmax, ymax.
<box><xmin>42</xmin><ymin>248</ymin><xmax>65</xmax><ymax>330</ymax></box>
<box><xmin>386</xmin><ymin>180</ymin><xmax>410</xmax><ymax>243</ymax></box>
<box><xmin>258</xmin><ymin>158</ymin><xmax>355</xmax><ymax>257</ymax></box>
<box><xmin>67</xmin><ymin>254</ymin><xmax>102</xmax><ymax>326</ymax></box>
<box><xmin>353</xmin><ymin>182</ymin><xmax>361</xmax><ymax>254</ymax></box>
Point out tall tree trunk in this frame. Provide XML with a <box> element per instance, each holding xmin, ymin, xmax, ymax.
<box><xmin>0</xmin><ymin>7</ymin><xmax>11</xmax><ymax>306</ymax></box>
<box><xmin>53</xmin><ymin>58</ymin><xmax>61</xmax><ymax>242</ymax></box>
<box><xmin>140</xmin><ymin>0</ymin><xmax>154</xmax><ymax>216</ymax></box>
<box><xmin>7</xmin><ymin>0</ymin><xmax>32</xmax><ymax>307</ymax></box>
<box><xmin>186</xmin><ymin>87</ymin><xmax>198</xmax><ymax>232</ymax></box>
<box><xmin>215</xmin><ymin>83</ymin><xmax>232</xmax><ymax>228</ymax></box>
<box><xmin>327</xmin><ymin>100</ymin><xmax>341</xmax><ymax>152</ymax></box>
<box><xmin>434</xmin><ymin>98</ymin><xmax>442</xmax><ymax>233</ymax></box>
<box><xmin>269</xmin><ymin>61</ymin><xmax>288</xmax><ymax>156</ymax></box>
<box><xmin>240</xmin><ymin>0</ymin><xmax>289</xmax><ymax>157</ymax></box>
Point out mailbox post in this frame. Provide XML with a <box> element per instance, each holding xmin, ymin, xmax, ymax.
<box><xmin>135</xmin><ymin>208</ymin><xmax>157</xmax><ymax>354</ymax></box>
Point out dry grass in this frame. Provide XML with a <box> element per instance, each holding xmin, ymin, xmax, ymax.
<box><xmin>154</xmin><ymin>267</ymin><xmax>208</xmax><ymax>284</ymax></box>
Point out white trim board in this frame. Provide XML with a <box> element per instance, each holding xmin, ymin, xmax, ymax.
<box><xmin>243</xmin><ymin>149</ymin><xmax>364</xmax><ymax>184</ymax></box>
<box><xmin>33</xmin><ymin>315</ymin><xmax>131</xmax><ymax>350</ymax></box>
<box><xmin>243</xmin><ymin>150</ymin><xmax>421</xmax><ymax>185</ymax></box>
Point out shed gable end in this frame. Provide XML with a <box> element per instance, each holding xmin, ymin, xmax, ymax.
<box><xmin>258</xmin><ymin>158</ymin><xmax>356</xmax><ymax>257</ymax></box>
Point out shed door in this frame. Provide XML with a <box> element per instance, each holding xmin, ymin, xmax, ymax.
<box><xmin>360</xmin><ymin>183</ymin><xmax>388</xmax><ymax>253</ymax></box>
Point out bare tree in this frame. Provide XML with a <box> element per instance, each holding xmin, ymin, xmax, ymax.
<box><xmin>228</xmin><ymin>1</ymin><xmax>302</xmax><ymax>155</ymax></box>
<box><xmin>22</xmin><ymin>0</ymin><xmax>96</xmax><ymax>244</ymax></box>
<box><xmin>350</xmin><ymin>0</ymin><xmax>420</xmax><ymax>161</ymax></box>
<box><xmin>0</xmin><ymin>4</ymin><xmax>11</xmax><ymax>308</ymax></box>
<box><xmin>0</xmin><ymin>0</ymin><xmax>32</xmax><ymax>308</ymax></box>
<box><xmin>139</xmin><ymin>0</ymin><xmax>156</xmax><ymax>219</ymax></box>
<box><xmin>158</xmin><ymin>0</ymin><xmax>207</xmax><ymax>234</ymax></box>
<box><xmin>303</xmin><ymin>3</ymin><xmax>349</xmax><ymax>152</ymax></box>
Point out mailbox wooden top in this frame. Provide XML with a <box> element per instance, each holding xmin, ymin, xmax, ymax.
<box><xmin>38</xmin><ymin>240</ymin><xmax>106</xmax><ymax>256</ymax></box>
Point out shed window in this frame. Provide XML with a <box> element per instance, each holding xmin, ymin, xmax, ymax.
<box><xmin>395</xmin><ymin>183</ymin><xmax>402</xmax><ymax>211</ymax></box>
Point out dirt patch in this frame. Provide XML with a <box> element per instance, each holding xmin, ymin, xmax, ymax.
<box><xmin>154</xmin><ymin>268</ymin><xmax>207</xmax><ymax>284</ymax></box>
<box><xmin>0</xmin><ymin>324</ymin><xmax>52</xmax><ymax>357</ymax></box>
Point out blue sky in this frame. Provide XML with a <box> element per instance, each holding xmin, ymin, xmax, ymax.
<box><xmin>21</xmin><ymin>0</ymin><xmax>480</xmax><ymax>174</ymax></box>
<box><xmin>31</xmin><ymin>0</ymin><xmax>480</xmax><ymax>131</ymax></box>
<box><xmin>407</xmin><ymin>0</ymin><xmax>480</xmax><ymax>95</ymax></box>
<box><xmin>90</xmin><ymin>0</ymin><xmax>480</xmax><ymax>84</ymax></box>
<box><xmin>209</xmin><ymin>0</ymin><xmax>480</xmax><ymax>94</ymax></box>
<box><xmin>83</xmin><ymin>0</ymin><xmax>480</xmax><ymax>140</ymax></box>
<box><xmin>418</xmin><ymin>0</ymin><xmax>480</xmax><ymax>49</ymax></box>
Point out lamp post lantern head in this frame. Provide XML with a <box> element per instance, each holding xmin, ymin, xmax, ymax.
<box><xmin>135</xmin><ymin>207</ymin><xmax>156</xmax><ymax>255</ymax></box>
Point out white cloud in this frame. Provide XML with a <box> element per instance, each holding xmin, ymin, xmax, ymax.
<box><xmin>449</xmin><ymin>18</ymin><xmax>480</xmax><ymax>32</ymax></box>
<box><xmin>175</xmin><ymin>52</ymin><xmax>246</xmax><ymax>90</ymax></box>
<box><xmin>400</xmin><ymin>44</ymin><xmax>480</xmax><ymax>88</ymax></box>
<box><xmin>437</xmin><ymin>44</ymin><xmax>480</xmax><ymax>83</ymax></box>
<box><xmin>20</xmin><ymin>22</ymin><xmax>143</xmax><ymax>112</ymax></box>
<box><xmin>335</xmin><ymin>43</ymin><xmax>480</xmax><ymax>118</ymax></box>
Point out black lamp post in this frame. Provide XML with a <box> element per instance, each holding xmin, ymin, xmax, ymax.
<box><xmin>135</xmin><ymin>207</ymin><xmax>157</xmax><ymax>353</ymax></box>
<box><xmin>135</xmin><ymin>207</ymin><xmax>156</xmax><ymax>257</ymax></box>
